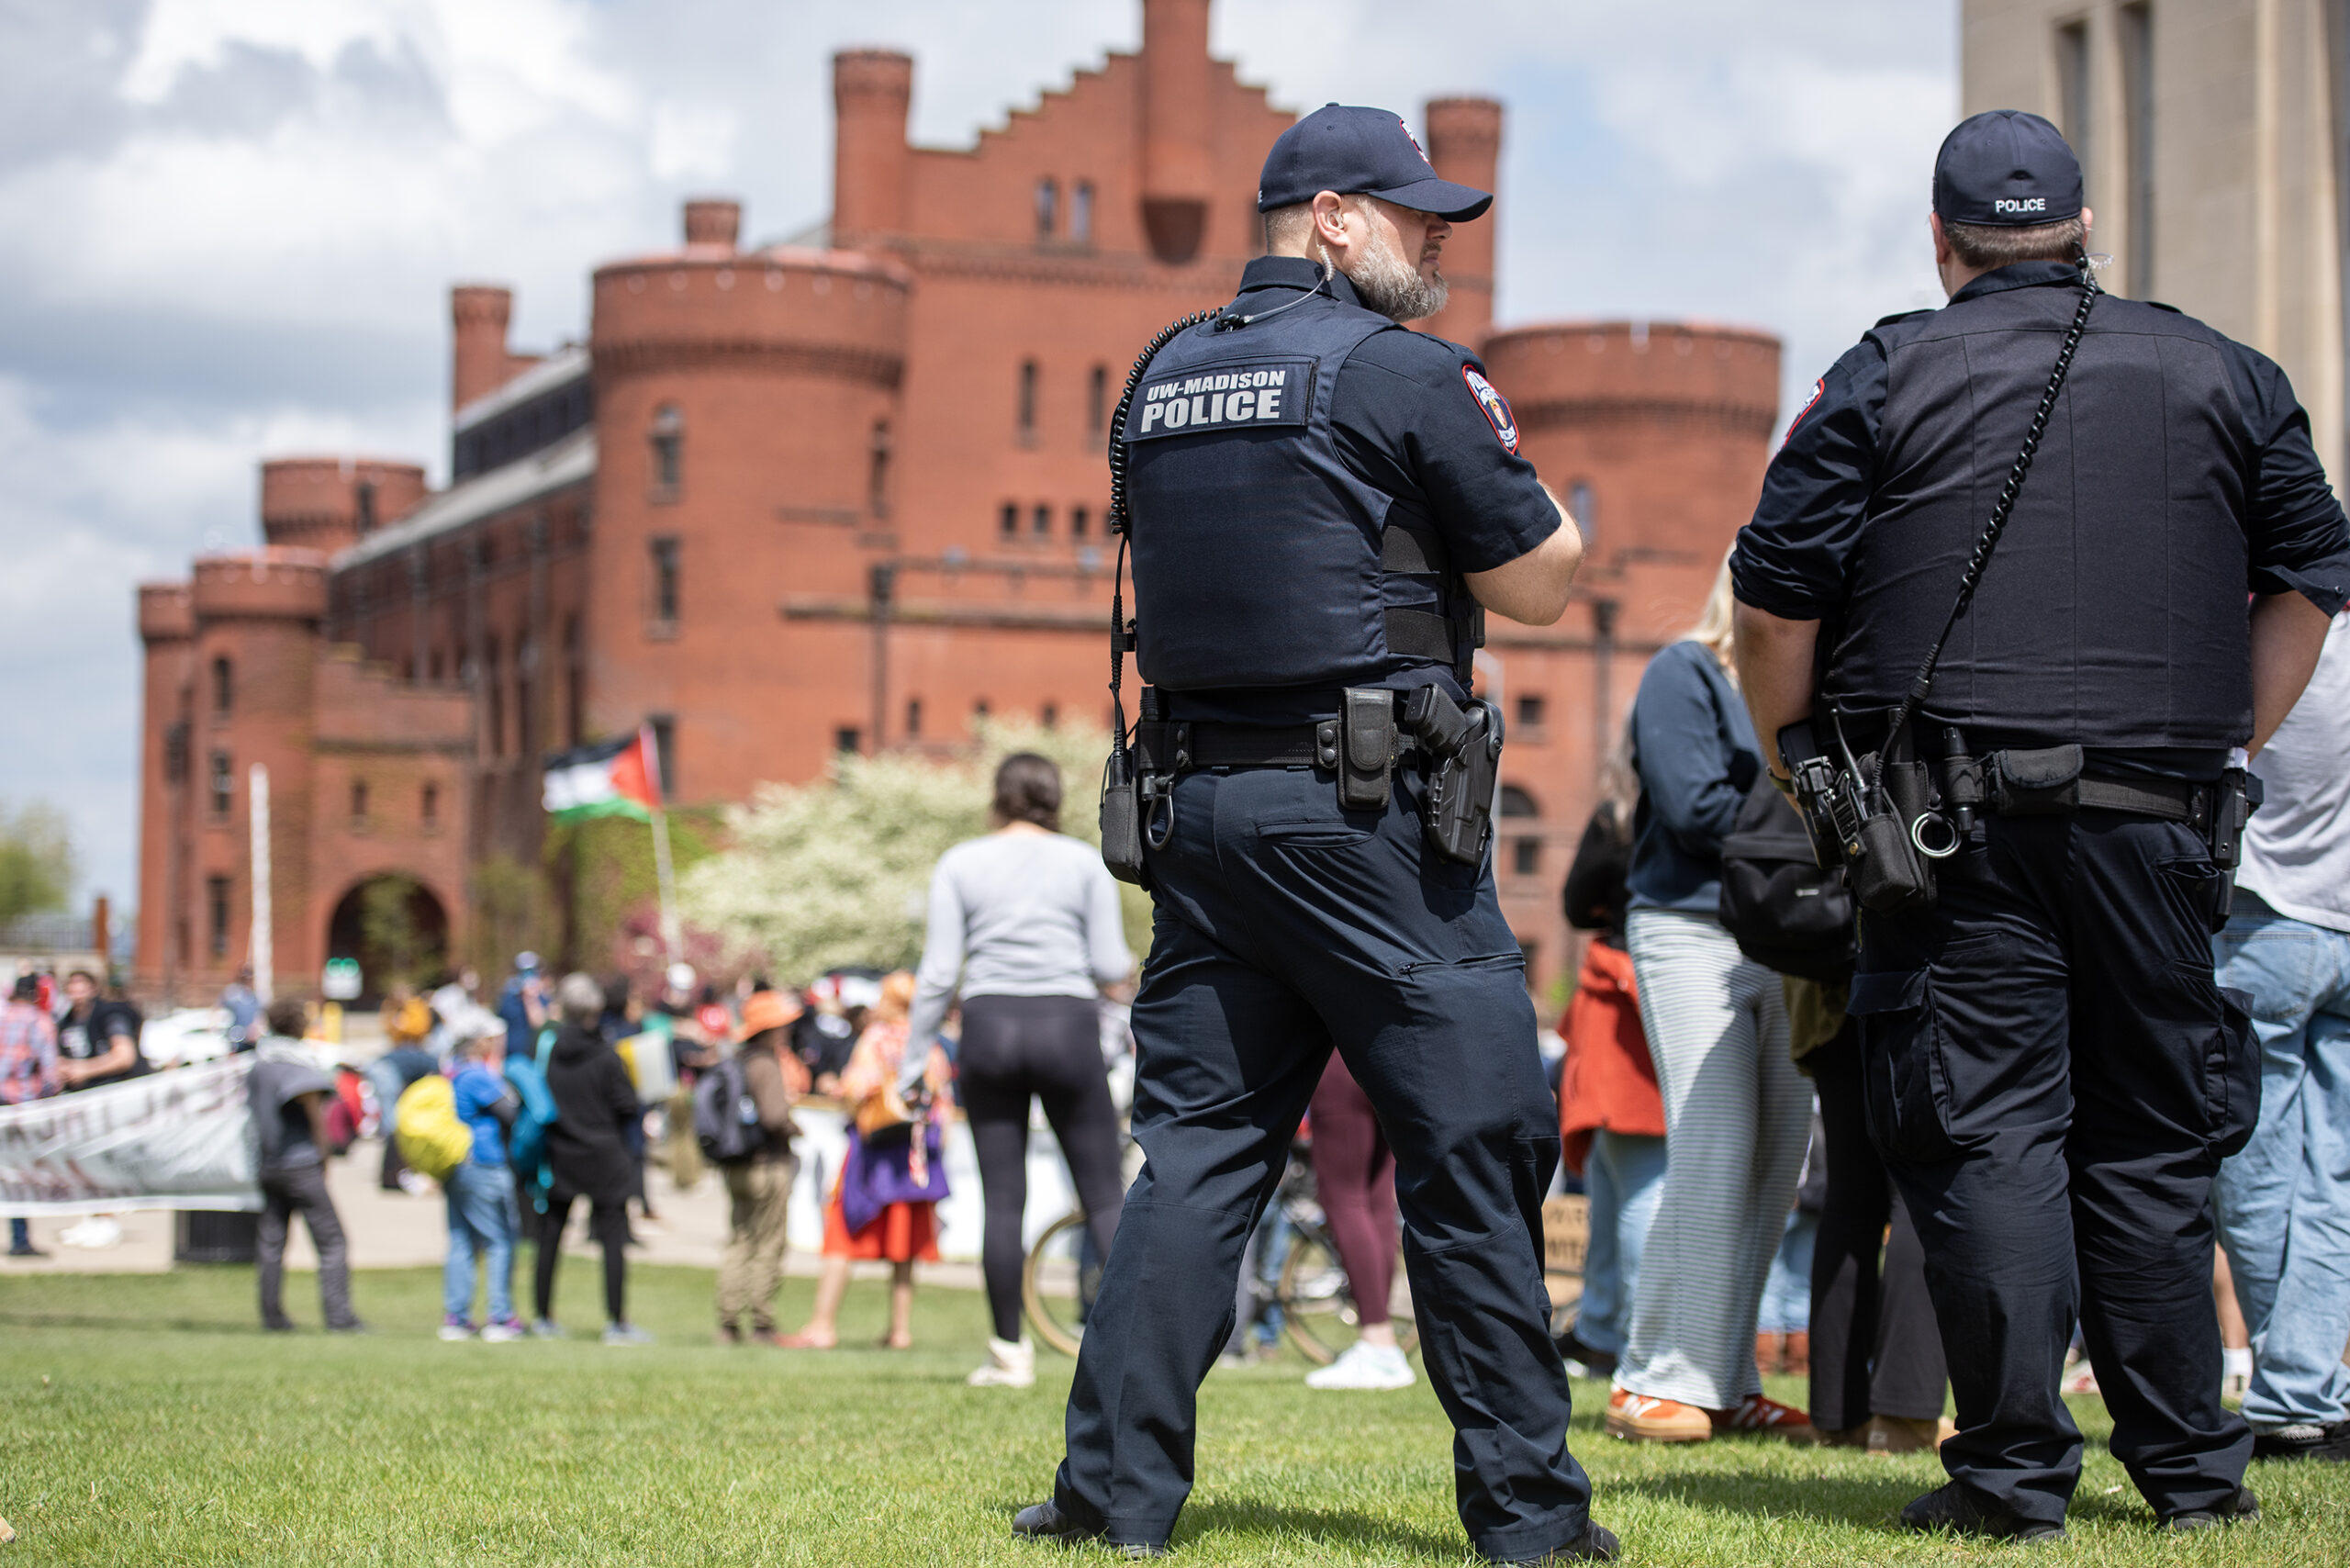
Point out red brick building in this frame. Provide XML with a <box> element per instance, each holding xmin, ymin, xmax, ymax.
<box><xmin>135</xmin><ymin>0</ymin><xmax>1779</xmax><ymax>1006</ymax></box>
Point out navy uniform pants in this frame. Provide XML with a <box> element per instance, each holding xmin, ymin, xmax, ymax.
<box><xmin>1051</xmin><ymin>764</ymin><xmax>1594</xmax><ymax>1561</ymax></box>
<box><xmin>1852</xmin><ymin>811</ymin><xmax>2257</xmax><ymax>1526</ymax></box>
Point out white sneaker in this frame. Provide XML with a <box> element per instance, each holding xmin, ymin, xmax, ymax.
<box><xmin>479</xmin><ymin>1319</ymin><xmax>525</xmax><ymax>1344</ymax></box>
<box><xmin>397</xmin><ymin>1170</ymin><xmax>434</xmax><ymax>1197</ymax></box>
<box><xmin>602</xmin><ymin>1322</ymin><xmax>655</xmax><ymax>1347</ymax></box>
<box><xmin>967</xmin><ymin>1336</ymin><xmax>1036</xmax><ymax>1388</ymax></box>
<box><xmin>1305</xmin><ymin>1340</ymin><xmax>1416</xmax><ymax>1392</ymax></box>
<box><xmin>2222</xmin><ymin>1346</ymin><xmax>2253</xmax><ymax>1400</ymax></box>
<box><xmin>60</xmin><ymin>1217</ymin><xmax>123</xmax><ymax>1249</ymax></box>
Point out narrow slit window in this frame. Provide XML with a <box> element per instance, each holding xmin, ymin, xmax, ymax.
<box><xmin>650</xmin><ymin>404</ymin><xmax>684</xmax><ymax>497</ymax></box>
<box><xmin>1035</xmin><ymin>178</ymin><xmax>1058</xmax><ymax>240</ymax></box>
<box><xmin>1017</xmin><ymin>360</ymin><xmax>1038</xmax><ymax>441</ymax></box>
<box><xmin>1071</xmin><ymin>180</ymin><xmax>1094</xmax><ymax>242</ymax></box>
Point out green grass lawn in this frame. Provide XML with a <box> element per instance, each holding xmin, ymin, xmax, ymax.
<box><xmin>2</xmin><ymin>1262</ymin><xmax>2344</xmax><ymax>1566</ymax></box>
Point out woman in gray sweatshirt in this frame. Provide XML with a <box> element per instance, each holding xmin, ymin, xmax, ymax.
<box><xmin>911</xmin><ymin>753</ymin><xmax>1134</xmax><ymax>1387</ymax></box>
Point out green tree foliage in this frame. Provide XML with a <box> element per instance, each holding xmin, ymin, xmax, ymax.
<box><xmin>546</xmin><ymin>806</ymin><xmax>720</xmax><ymax>974</ymax></box>
<box><xmin>466</xmin><ymin>854</ymin><xmax>549</xmax><ymax>980</ymax></box>
<box><xmin>683</xmin><ymin>722</ymin><xmax>1149</xmax><ymax>986</ymax></box>
<box><xmin>0</xmin><ymin>799</ymin><xmax>74</xmax><ymax>926</ymax></box>
<box><xmin>357</xmin><ymin>874</ymin><xmax>442</xmax><ymax>989</ymax></box>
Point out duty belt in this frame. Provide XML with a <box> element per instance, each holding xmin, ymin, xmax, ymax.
<box><xmin>2067</xmin><ymin>772</ymin><xmax>2215</xmax><ymax>828</ymax></box>
<box><xmin>1134</xmin><ymin>719</ymin><xmax>1424</xmax><ymax>775</ymax></box>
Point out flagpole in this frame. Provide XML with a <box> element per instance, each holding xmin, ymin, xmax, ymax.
<box><xmin>642</xmin><ymin>724</ymin><xmax>683</xmax><ymax>960</ymax></box>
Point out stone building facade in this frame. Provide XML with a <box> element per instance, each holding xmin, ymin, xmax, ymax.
<box><xmin>135</xmin><ymin>0</ymin><xmax>1780</xmax><ymax>1006</ymax></box>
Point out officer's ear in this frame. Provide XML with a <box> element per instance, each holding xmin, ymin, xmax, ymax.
<box><xmin>1930</xmin><ymin>211</ymin><xmax>1954</xmax><ymax>268</ymax></box>
<box><xmin>1312</xmin><ymin>190</ymin><xmax>1351</xmax><ymax>251</ymax></box>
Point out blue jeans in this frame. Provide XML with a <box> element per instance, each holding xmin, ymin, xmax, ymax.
<box><xmin>9</xmin><ymin>1216</ymin><xmax>29</xmax><ymax>1251</ymax></box>
<box><xmin>2211</xmin><ymin>894</ymin><xmax>2350</xmax><ymax>1429</ymax></box>
<box><xmin>1575</xmin><ymin>1130</ymin><xmax>1666</xmax><ymax>1358</ymax></box>
<box><xmin>443</xmin><ymin>1161</ymin><xmax>519</xmax><ymax>1325</ymax></box>
<box><xmin>1758</xmin><ymin>1207</ymin><xmax>1819</xmax><ymax>1335</ymax></box>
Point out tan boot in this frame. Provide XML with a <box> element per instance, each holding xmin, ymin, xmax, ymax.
<box><xmin>1755</xmin><ymin>1331</ymin><xmax>1784</xmax><ymax>1378</ymax></box>
<box><xmin>1781</xmin><ymin>1330</ymin><xmax>1810</xmax><ymax>1376</ymax></box>
<box><xmin>1863</xmin><ymin>1414</ymin><xmax>1949</xmax><ymax>1455</ymax></box>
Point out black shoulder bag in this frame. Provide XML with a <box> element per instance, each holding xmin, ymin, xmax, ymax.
<box><xmin>1785</xmin><ymin>261</ymin><xmax>2098</xmax><ymax>913</ymax></box>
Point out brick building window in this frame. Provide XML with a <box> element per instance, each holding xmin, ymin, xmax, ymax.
<box><xmin>563</xmin><ymin>614</ymin><xmax>583</xmax><ymax>746</ymax></box>
<box><xmin>1016</xmin><ymin>360</ymin><xmax>1039</xmax><ymax>444</ymax></box>
<box><xmin>1516</xmin><ymin>693</ymin><xmax>1547</xmax><ymax>734</ymax></box>
<box><xmin>1035</xmin><ymin>178</ymin><xmax>1058</xmax><ymax>240</ymax></box>
<box><xmin>207</xmin><ymin>876</ymin><xmax>230</xmax><ymax>959</ymax></box>
<box><xmin>999</xmin><ymin>502</ymin><xmax>1018</xmax><ymax>539</ymax></box>
<box><xmin>1041</xmin><ymin>701</ymin><xmax>1058</xmax><ymax>730</ymax></box>
<box><xmin>1033</xmin><ymin>503</ymin><xmax>1051</xmax><ymax>538</ymax></box>
<box><xmin>355</xmin><ymin>479</ymin><xmax>377</xmax><ymax>536</ymax></box>
<box><xmin>650</xmin><ymin>403</ymin><xmax>683</xmax><ymax>498</ymax></box>
<box><xmin>973</xmin><ymin>698</ymin><xmax>990</xmax><ymax>721</ymax></box>
<box><xmin>834</xmin><ymin>725</ymin><xmax>860</xmax><ymax>756</ymax></box>
<box><xmin>1072</xmin><ymin>181</ymin><xmax>1094</xmax><ymax>243</ymax></box>
<box><xmin>208</xmin><ymin>751</ymin><xmax>232</xmax><ymax>818</ymax></box>
<box><xmin>1088</xmin><ymin>364</ymin><xmax>1108</xmax><ymax>439</ymax></box>
<box><xmin>648</xmin><ymin>714</ymin><xmax>677</xmax><ymax>800</ymax></box>
<box><xmin>485</xmin><ymin>634</ymin><xmax>504</xmax><ymax>757</ymax></box>
<box><xmin>1500</xmin><ymin>785</ymin><xmax>1540</xmax><ymax>878</ymax></box>
<box><xmin>869</xmin><ymin>420</ymin><xmax>891</xmax><ymax>518</ymax></box>
<box><xmin>1070</xmin><ymin>505</ymin><xmax>1089</xmax><ymax>539</ymax></box>
<box><xmin>210</xmin><ymin>655</ymin><xmax>232</xmax><ymax>716</ymax></box>
<box><xmin>650</xmin><ymin>537</ymin><xmax>681</xmax><ymax>627</ymax></box>
<box><xmin>351</xmin><ymin>778</ymin><xmax>369</xmax><ymax>825</ymax></box>
<box><xmin>1567</xmin><ymin>480</ymin><xmax>1595</xmax><ymax>543</ymax></box>
<box><xmin>904</xmin><ymin>698</ymin><xmax>923</xmax><ymax>739</ymax></box>
<box><xmin>516</xmin><ymin>633</ymin><xmax>537</xmax><ymax>759</ymax></box>
<box><xmin>421</xmin><ymin>780</ymin><xmax>440</xmax><ymax>828</ymax></box>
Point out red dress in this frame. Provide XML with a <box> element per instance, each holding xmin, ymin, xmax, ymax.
<box><xmin>820</xmin><ymin>1019</ymin><xmax>943</xmax><ymax>1263</ymax></box>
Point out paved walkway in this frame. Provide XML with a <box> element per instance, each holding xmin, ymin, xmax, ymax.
<box><xmin>6</xmin><ymin>1137</ymin><xmax>985</xmax><ymax>1291</ymax></box>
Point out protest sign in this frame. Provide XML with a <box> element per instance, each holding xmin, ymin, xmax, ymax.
<box><xmin>0</xmin><ymin>1057</ymin><xmax>259</xmax><ymax>1215</ymax></box>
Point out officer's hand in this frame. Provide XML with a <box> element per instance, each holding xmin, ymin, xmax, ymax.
<box><xmin>1465</xmin><ymin>521</ymin><xmax>1583</xmax><ymax>626</ymax></box>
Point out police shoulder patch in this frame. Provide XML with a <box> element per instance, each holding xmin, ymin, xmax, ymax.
<box><xmin>1460</xmin><ymin>365</ymin><xmax>1519</xmax><ymax>454</ymax></box>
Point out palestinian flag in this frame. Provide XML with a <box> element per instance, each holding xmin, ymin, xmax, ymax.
<box><xmin>543</xmin><ymin>729</ymin><xmax>661</xmax><ymax>823</ymax></box>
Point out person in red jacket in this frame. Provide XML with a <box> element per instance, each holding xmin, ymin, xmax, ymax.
<box><xmin>1555</xmin><ymin>763</ymin><xmax>1667</xmax><ymax>1380</ymax></box>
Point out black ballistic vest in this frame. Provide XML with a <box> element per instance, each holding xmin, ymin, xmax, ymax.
<box><xmin>1831</xmin><ymin>274</ymin><xmax>2259</xmax><ymax>751</ymax></box>
<box><xmin>1119</xmin><ymin>292</ymin><xmax>1473</xmax><ymax>693</ymax></box>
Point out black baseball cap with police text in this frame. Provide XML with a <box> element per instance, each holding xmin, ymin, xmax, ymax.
<box><xmin>1258</xmin><ymin>104</ymin><xmax>1493</xmax><ymax>221</ymax></box>
<box><xmin>1932</xmin><ymin>110</ymin><xmax>2083</xmax><ymax>227</ymax></box>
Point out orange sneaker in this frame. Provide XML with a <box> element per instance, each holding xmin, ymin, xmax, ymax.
<box><xmin>1606</xmin><ymin>1386</ymin><xmax>1714</xmax><ymax>1442</ymax></box>
<box><xmin>1712</xmin><ymin>1393</ymin><xmax>1818</xmax><ymax>1442</ymax></box>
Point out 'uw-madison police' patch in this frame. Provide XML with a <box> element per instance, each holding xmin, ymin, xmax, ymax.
<box><xmin>1123</xmin><ymin>359</ymin><xmax>1314</xmax><ymax>442</ymax></box>
<box><xmin>1461</xmin><ymin>366</ymin><xmax>1519</xmax><ymax>453</ymax></box>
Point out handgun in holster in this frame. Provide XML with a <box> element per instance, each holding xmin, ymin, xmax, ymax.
<box><xmin>1400</xmin><ymin>684</ymin><xmax>1503</xmax><ymax>866</ymax></box>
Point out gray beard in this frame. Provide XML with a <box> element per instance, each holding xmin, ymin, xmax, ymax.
<box><xmin>1342</xmin><ymin>229</ymin><xmax>1449</xmax><ymax>323</ymax></box>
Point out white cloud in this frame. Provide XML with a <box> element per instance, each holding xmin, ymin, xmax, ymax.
<box><xmin>0</xmin><ymin>0</ymin><xmax>1963</xmax><ymax>919</ymax></box>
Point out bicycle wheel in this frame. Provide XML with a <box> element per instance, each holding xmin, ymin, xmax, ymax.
<box><xmin>1023</xmin><ymin>1209</ymin><xmax>1101</xmax><ymax>1359</ymax></box>
<box><xmin>1278</xmin><ymin>1220</ymin><xmax>1417</xmax><ymax>1366</ymax></box>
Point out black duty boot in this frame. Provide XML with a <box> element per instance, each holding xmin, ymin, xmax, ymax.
<box><xmin>2164</xmin><ymin>1486</ymin><xmax>2258</xmax><ymax>1531</ymax></box>
<box><xmin>1011</xmin><ymin>1500</ymin><xmax>1168</xmax><ymax>1559</ymax></box>
<box><xmin>1897</xmin><ymin>1483</ymin><xmax>2066</xmax><ymax>1543</ymax></box>
<box><xmin>1502</xmin><ymin>1518</ymin><xmax>1621</xmax><ymax>1562</ymax></box>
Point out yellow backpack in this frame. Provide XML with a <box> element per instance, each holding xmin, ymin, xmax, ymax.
<box><xmin>394</xmin><ymin>1073</ymin><xmax>473</xmax><ymax>1183</ymax></box>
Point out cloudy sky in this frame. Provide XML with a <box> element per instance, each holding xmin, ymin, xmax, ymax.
<box><xmin>0</xmin><ymin>0</ymin><xmax>1957</xmax><ymax>919</ymax></box>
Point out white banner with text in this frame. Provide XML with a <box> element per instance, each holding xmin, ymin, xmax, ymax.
<box><xmin>0</xmin><ymin>1058</ymin><xmax>260</xmax><ymax>1215</ymax></box>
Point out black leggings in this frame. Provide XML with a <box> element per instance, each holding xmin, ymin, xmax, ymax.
<box><xmin>1809</xmin><ymin>1024</ymin><xmax>1949</xmax><ymax>1426</ymax></box>
<box><xmin>535</xmin><ymin>1191</ymin><xmax>630</xmax><ymax>1327</ymax></box>
<box><xmin>958</xmin><ymin>995</ymin><xmax>1126</xmax><ymax>1343</ymax></box>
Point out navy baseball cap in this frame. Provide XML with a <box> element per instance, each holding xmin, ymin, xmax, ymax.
<box><xmin>1259</xmin><ymin>104</ymin><xmax>1493</xmax><ymax>220</ymax></box>
<box><xmin>1933</xmin><ymin>110</ymin><xmax>2083</xmax><ymax>227</ymax></box>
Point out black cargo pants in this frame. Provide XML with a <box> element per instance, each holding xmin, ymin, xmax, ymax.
<box><xmin>1851</xmin><ymin>810</ymin><xmax>2257</xmax><ymax>1526</ymax></box>
<box><xmin>1051</xmin><ymin>763</ymin><xmax>1594</xmax><ymax>1561</ymax></box>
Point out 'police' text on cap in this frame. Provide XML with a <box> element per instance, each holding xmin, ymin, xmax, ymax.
<box><xmin>1258</xmin><ymin>105</ymin><xmax>1493</xmax><ymax>221</ymax></box>
<box><xmin>1933</xmin><ymin>110</ymin><xmax>2083</xmax><ymax>228</ymax></box>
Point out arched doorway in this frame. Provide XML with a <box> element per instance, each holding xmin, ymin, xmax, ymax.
<box><xmin>325</xmin><ymin>874</ymin><xmax>451</xmax><ymax>1006</ymax></box>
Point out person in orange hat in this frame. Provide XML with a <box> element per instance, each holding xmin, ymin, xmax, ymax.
<box><xmin>715</xmin><ymin>987</ymin><xmax>804</xmax><ymax>1344</ymax></box>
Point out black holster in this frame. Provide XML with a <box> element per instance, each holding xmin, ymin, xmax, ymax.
<box><xmin>1324</xmin><ymin>687</ymin><xmax>1398</xmax><ymax>811</ymax></box>
<box><xmin>1400</xmin><ymin>684</ymin><xmax>1502</xmax><ymax>866</ymax></box>
<box><xmin>1099</xmin><ymin>744</ymin><xmax>1148</xmax><ymax>887</ymax></box>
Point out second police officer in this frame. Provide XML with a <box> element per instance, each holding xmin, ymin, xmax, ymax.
<box><xmin>1733</xmin><ymin>112</ymin><xmax>2350</xmax><ymax>1540</ymax></box>
<box><xmin>1012</xmin><ymin>106</ymin><xmax>1613</xmax><ymax>1563</ymax></box>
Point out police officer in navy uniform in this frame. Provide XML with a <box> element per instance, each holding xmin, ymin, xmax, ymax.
<box><xmin>1012</xmin><ymin>106</ymin><xmax>1612</xmax><ymax>1563</ymax></box>
<box><xmin>1733</xmin><ymin>111</ymin><xmax>2350</xmax><ymax>1540</ymax></box>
